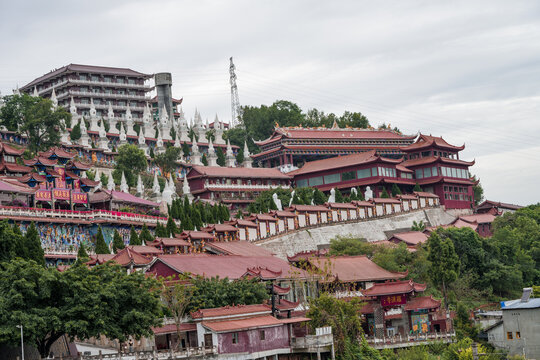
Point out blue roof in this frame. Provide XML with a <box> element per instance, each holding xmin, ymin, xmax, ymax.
<box><xmin>501</xmin><ymin>298</ymin><xmax>540</xmax><ymax>310</ymax></box>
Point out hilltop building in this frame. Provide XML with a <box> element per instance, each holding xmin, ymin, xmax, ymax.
<box><xmin>253</xmin><ymin>124</ymin><xmax>416</xmax><ymax>168</ymax></box>
<box><xmin>20</xmin><ymin>64</ymin><xmax>154</xmax><ymax>120</ymax></box>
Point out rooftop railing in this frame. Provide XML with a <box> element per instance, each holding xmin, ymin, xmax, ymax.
<box><xmin>365</xmin><ymin>331</ymin><xmax>455</xmax><ymax>349</ymax></box>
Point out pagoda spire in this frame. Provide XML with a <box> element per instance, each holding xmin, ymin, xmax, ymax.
<box><xmin>69</xmin><ymin>97</ymin><xmax>78</xmax><ymax>128</ymax></box>
<box><xmin>190</xmin><ymin>140</ymin><xmax>202</xmax><ymax>165</ymax></box>
<box><xmin>214</xmin><ymin>114</ymin><xmax>225</xmax><ymax>144</ymax></box>
<box><xmin>138</xmin><ymin>127</ymin><xmax>149</xmax><ymax>156</ymax></box>
<box><xmin>119</xmin><ymin>122</ymin><xmax>127</xmax><ymax>145</ymax></box>
<box><xmin>182</xmin><ymin>175</ymin><xmax>193</xmax><ymax>203</ymax></box>
<box><xmin>107</xmin><ymin>102</ymin><xmax>118</xmax><ymax>135</ymax></box>
<box><xmin>120</xmin><ymin>171</ymin><xmax>129</xmax><ymax>193</ymax></box>
<box><xmin>225</xmin><ymin>139</ymin><xmax>236</xmax><ymax>167</ymax></box>
<box><xmin>125</xmin><ymin>105</ymin><xmax>136</xmax><ymax>137</ymax></box>
<box><xmin>33</xmin><ymin>86</ymin><xmax>39</xmax><ymax>97</ymax></box>
<box><xmin>88</xmin><ymin>98</ymin><xmax>99</xmax><ymax>132</ymax></box>
<box><xmin>152</xmin><ymin>172</ymin><xmax>161</xmax><ymax>202</ymax></box>
<box><xmin>207</xmin><ymin>138</ymin><xmax>218</xmax><ymax>166</ymax></box>
<box><xmin>136</xmin><ymin>174</ymin><xmax>144</xmax><ymax>196</ymax></box>
<box><xmin>78</xmin><ymin>117</ymin><xmax>91</xmax><ymax>148</ymax></box>
<box><xmin>107</xmin><ymin>171</ymin><xmax>115</xmax><ymax>191</ymax></box>
<box><xmin>242</xmin><ymin>141</ymin><xmax>252</xmax><ymax>168</ymax></box>
<box><xmin>155</xmin><ymin>128</ymin><xmax>165</xmax><ymax>154</ymax></box>
<box><xmin>50</xmin><ymin>87</ymin><xmax>58</xmax><ymax>109</ymax></box>
<box><xmin>98</xmin><ymin>120</ymin><xmax>110</xmax><ymax>150</ymax></box>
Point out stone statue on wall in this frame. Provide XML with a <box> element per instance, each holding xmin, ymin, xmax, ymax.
<box><xmin>328</xmin><ymin>188</ymin><xmax>336</xmax><ymax>203</ymax></box>
<box><xmin>365</xmin><ymin>186</ymin><xmax>373</xmax><ymax>200</ymax></box>
<box><xmin>289</xmin><ymin>190</ymin><xmax>295</xmax><ymax>207</ymax></box>
<box><xmin>273</xmin><ymin>193</ymin><xmax>283</xmax><ymax>211</ymax></box>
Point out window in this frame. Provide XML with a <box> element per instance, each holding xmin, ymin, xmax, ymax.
<box><xmin>451</xmin><ymin>168</ymin><xmax>457</xmax><ymax>178</ymax></box>
<box><xmin>128</xmin><ymin>78</ymin><xmax>136</xmax><ymax>84</ymax></box>
<box><xmin>308</xmin><ymin>176</ymin><xmax>323</xmax><ymax>186</ymax></box>
<box><xmin>507</xmin><ymin>332</ymin><xmax>513</xmax><ymax>340</ymax></box>
<box><xmin>372</xmin><ymin>167</ymin><xmax>378</xmax><ymax>176</ymax></box>
<box><xmin>232</xmin><ymin>332</ymin><xmax>239</xmax><ymax>344</ymax></box>
<box><xmin>415</xmin><ymin>169</ymin><xmax>423</xmax><ymax>179</ymax></box>
<box><xmin>516</xmin><ymin>331</ymin><xmax>520</xmax><ymax>339</ymax></box>
<box><xmin>423</xmin><ymin>168</ymin><xmax>431</xmax><ymax>178</ymax></box>
<box><xmin>91</xmin><ymin>75</ymin><xmax>99</xmax><ymax>82</ymax></box>
<box><xmin>324</xmin><ymin>173</ymin><xmax>340</xmax><ymax>184</ymax></box>
<box><xmin>357</xmin><ymin>168</ymin><xmax>371</xmax><ymax>179</ymax></box>
<box><xmin>342</xmin><ymin>171</ymin><xmax>356</xmax><ymax>181</ymax></box>
<box><xmin>432</xmin><ymin>167</ymin><xmax>437</xmax><ymax>176</ymax></box>
<box><xmin>259</xmin><ymin>330</ymin><xmax>265</xmax><ymax>340</ymax></box>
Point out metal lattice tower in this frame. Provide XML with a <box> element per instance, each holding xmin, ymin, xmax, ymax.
<box><xmin>229</xmin><ymin>57</ymin><xmax>241</xmax><ymax>127</ymax></box>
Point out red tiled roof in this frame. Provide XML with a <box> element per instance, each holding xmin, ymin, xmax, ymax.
<box><xmin>404</xmin><ymin>296</ymin><xmax>441</xmax><ymax>311</ymax></box>
<box><xmin>86</xmin><ymin>253</ymin><xmax>115</xmax><ymax>265</ymax></box>
<box><xmin>46</xmin><ymin>169</ymin><xmax>61</xmax><ymax>177</ymax></box>
<box><xmin>226</xmin><ymin>219</ymin><xmax>258</xmax><ymax>228</ymax></box>
<box><xmin>288</xmin><ymin>150</ymin><xmax>400</xmax><ymax>177</ymax></box>
<box><xmin>80</xmin><ymin>178</ymin><xmax>100</xmax><ymax>187</ymax></box>
<box><xmin>248</xmin><ymin>213</ymin><xmax>278</xmax><ymax>222</ymax></box>
<box><xmin>269</xmin><ymin>210</ymin><xmax>297</xmax><ymax>218</ymax></box>
<box><xmin>371</xmin><ymin>198</ymin><xmax>401</xmax><ymax>204</ymax></box>
<box><xmin>457</xmin><ymin>214</ymin><xmax>496</xmax><ymax>224</ymax></box>
<box><xmin>476</xmin><ymin>200</ymin><xmax>522</xmax><ymax>211</ymax></box>
<box><xmin>177</xmin><ymin>230</ymin><xmax>216</xmax><ymax>240</ymax></box>
<box><xmin>390</xmin><ymin>231</ymin><xmax>428</xmax><ymax>246</ymax></box>
<box><xmin>156</xmin><ymin>238</ymin><xmax>190</xmax><ymax>247</ymax></box>
<box><xmin>396</xmin><ymin>194</ymin><xmax>417</xmax><ymax>200</ymax></box>
<box><xmin>0</xmin><ymin>143</ymin><xmax>24</xmax><ymax>156</ymax></box>
<box><xmin>256</xmin><ymin>127</ymin><xmax>415</xmax><ymax>145</ymax></box>
<box><xmin>400</xmin><ymin>156</ymin><xmax>474</xmax><ymax>168</ymax></box>
<box><xmin>39</xmin><ymin>147</ymin><xmax>76</xmax><ymax>159</ymax></box>
<box><xmin>396</xmin><ymin>164</ymin><xmax>413</xmax><ymax>173</ymax></box>
<box><xmin>326</xmin><ymin>202</ymin><xmax>357</xmax><ymax>209</ymax></box>
<box><xmin>64</xmin><ymin>170</ymin><xmax>80</xmax><ymax>180</ymax></box>
<box><xmin>201</xmin><ymin>224</ymin><xmax>239</xmax><ymax>233</ymax></box>
<box><xmin>287</xmin><ymin>204</ymin><xmax>328</xmax><ymax>212</ymax></box>
<box><xmin>24</xmin><ymin>156</ymin><xmax>58</xmax><ymax>167</ymax></box>
<box><xmin>1</xmin><ymin>163</ymin><xmax>32</xmax><ymax>173</ymax></box>
<box><xmin>152</xmin><ymin>323</ymin><xmax>196</xmax><ymax>335</ymax></box>
<box><xmin>204</xmin><ymin>241</ymin><xmax>275</xmax><ymax>257</ymax></box>
<box><xmin>192</xmin><ymin>304</ymin><xmax>271</xmax><ymax>319</ymax></box>
<box><xmin>19</xmin><ymin>172</ymin><xmax>46</xmax><ymax>183</ymax></box>
<box><xmin>287</xmin><ymin>249</ymin><xmax>329</xmax><ymax>262</ymax></box>
<box><xmin>111</xmin><ymin>247</ymin><xmax>152</xmax><ymax>266</ymax></box>
<box><xmin>273</xmin><ymin>284</ymin><xmax>291</xmax><ymax>295</ymax></box>
<box><xmin>275</xmin><ymin>298</ymin><xmax>299</xmax><ymax>310</ymax></box>
<box><xmin>414</xmin><ymin>191</ymin><xmax>439</xmax><ymax>198</ymax></box>
<box><xmin>400</xmin><ymin>134</ymin><xmax>465</xmax><ymax>152</ymax></box>
<box><xmin>351</xmin><ymin>200</ymin><xmax>375</xmax><ymax>207</ymax></box>
<box><xmin>311</xmin><ymin>256</ymin><xmax>407</xmax><ymax>282</ymax></box>
<box><xmin>188</xmin><ymin>165</ymin><xmax>291</xmax><ymax>180</ymax></box>
<box><xmin>202</xmin><ymin>315</ymin><xmax>284</xmax><ymax>332</ymax></box>
<box><xmin>21</xmin><ymin>63</ymin><xmax>152</xmax><ymax>90</ymax></box>
<box><xmin>127</xmin><ymin>245</ymin><xmax>163</xmax><ymax>255</ymax></box>
<box><xmin>363</xmin><ymin>280</ymin><xmax>427</xmax><ymax>297</ymax></box>
<box><xmin>90</xmin><ymin>189</ymin><xmax>159</xmax><ymax>207</ymax></box>
<box><xmin>450</xmin><ymin>219</ymin><xmax>479</xmax><ymax>230</ymax></box>
<box><xmin>68</xmin><ymin>160</ymin><xmax>92</xmax><ymax>171</ymax></box>
<box><xmin>155</xmin><ymin>254</ymin><xmax>308</xmax><ymax>280</ymax></box>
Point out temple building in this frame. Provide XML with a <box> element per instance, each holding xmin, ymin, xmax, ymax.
<box><xmin>289</xmin><ymin>134</ymin><xmax>475</xmax><ymax>209</ymax></box>
<box><xmin>400</xmin><ymin>134</ymin><xmax>475</xmax><ymax>209</ymax></box>
<box><xmin>253</xmin><ymin>125</ymin><xmax>416</xmax><ymax>168</ymax></box>
<box><xmin>20</xmin><ymin>64</ymin><xmax>153</xmax><ymax>120</ymax></box>
<box><xmin>0</xmin><ymin>142</ymin><xmax>32</xmax><ymax>177</ymax></box>
<box><xmin>186</xmin><ymin>165</ymin><xmax>292</xmax><ymax>209</ymax></box>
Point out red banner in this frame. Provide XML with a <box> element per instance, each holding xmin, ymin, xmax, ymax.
<box><xmin>72</xmin><ymin>192</ymin><xmax>88</xmax><ymax>204</ymax></box>
<box><xmin>380</xmin><ymin>294</ymin><xmax>407</xmax><ymax>307</ymax></box>
<box><xmin>35</xmin><ymin>190</ymin><xmax>52</xmax><ymax>201</ymax></box>
<box><xmin>53</xmin><ymin>189</ymin><xmax>70</xmax><ymax>200</ymax></box>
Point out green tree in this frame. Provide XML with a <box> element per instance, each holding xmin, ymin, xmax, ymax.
<box><xmin>155</xmin><ymin>222</ymin><xmax>168</xmax><ymax>237</ymax></box>
<box><xmin>77</xmin><ymin>244</ymin><xmax>89</xmax><ymax>263</ymax></box>
<box><xmin>391</xmin><ymin>183</ymin><xmax>402</xmax><ymax>197</ymax></box>
<box><xmin>129</xmin><ymin>226</ymin><xmax>141</xmax><ymax>245</ymax></box>
<box><xmin>235</xmin><ymin>147</ymin><xmax>244</xmax><ymax>164</ymax></box>
<box><xmin>100</xmin><ymin>172</ymin><xmax>108</xmax><ymax>187</ymax></box>
<box><xmin>307</xmin><ymin>293</ymin><xmax>366</xmax><ymax>359</ymax></box>
<box><xmin>413</xmin><ymin>183</ymin><xmax>422</xmax><ymax>192</ymax></box>
<box><xmin>201</xmin><ymin>153</ymin><xmax>208</xmax><ymax>166</ymax></box>
<box><xmin>139</xmin><ymin>224</ymin><xmax>154</xmax><ymax>244</ymax></box>
<box><xmin>114</xmin><ymin>144</ymin><xmax>148</xmax><ymax>188</ymax></box>
<box><xmin>313</xmin><ymin>188</ymin><xmax>328</xmax><ymax>205</ymax></box>
<box><xmin>470</xmin><ymin>173</ymin><xmax>484</xmax><ymax>206</ymax></box>
<box><xmin>112</xmin><ymin>230</ymin><xmax>125</xmax><ymax>253</ymax></box>
<box><xmin>94</xmin><ymin>226</ymin><xmax>110</xmax><ymax>254</ymax></box>
<box><xmin>0</xmin><ymin>94</ymin><xmax>71</xmax><ymax>154</ymax></box>
<box><xmin>411</xmin><ymin>220</ymin><xmax>425</xmax><ymax>231</ymax></box>
<box><xmin>216</xmin><ymin>147</ymin><xmax>226</xmax><ymax>167</ymax></box>
<box><xmin>154</xmin><ymin>146</ymin><xmax>181</xmax><ymax>175</ymax></box>
<box><xmin>70</xmin><ymin>120</ymin><xmax>81</xmax><ymax>141</ymax></box>
<box><xmin>166</xmin><ymin>217</ymin><xmax>178</xmax><ymax>237</ymax></box>
<box><xmin>160</xmin><ymin>277</ymin><xmax>194</xmax><ymax>350</ymax></box>
<box><xmin>0</xmin><ymin>220</ymin><xmax>24</xmax><ymax>262</ymax></box>
<box><xmin>22</xmin><ymin>222</ymin><xmax>45</xmax><ymax>266</ymax></box>
<box><xmin>380</xmin><ymin>187</ymin><xmax>390</xmax><ymax>198</ymax></box>
<box><xmin>427</xmin><ymin>231</ymin><xmax>460</xmax><ymax>310</ymax></box>
<box><xmin>188</xmin><ymin>277</ymin><xmax>268</xmax><ymax>312</ymax></box>
<box><xmin>0</xmin><ymin>259</ymin><xmax>163</xmax><ymax>357</ymax></box>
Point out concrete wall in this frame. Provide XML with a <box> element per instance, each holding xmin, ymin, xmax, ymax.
<box><xmin>256</xmin><ymin>208</ymin><xmax>456</xmax><ymax>259</ymax></box>
<box><xmin>502</xmin><ymin>308</ymin><xmax>540</xmax><ymax>359</ymax></box>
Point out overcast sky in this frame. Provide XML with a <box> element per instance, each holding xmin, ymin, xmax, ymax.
<box><xmin>1</xmin><ymin>0</ymin><xmax>539</xmax><ymax>205</ymax></box>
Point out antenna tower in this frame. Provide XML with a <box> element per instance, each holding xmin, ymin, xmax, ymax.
<box><xmin>229</xmin><ymin>57</ymin><xmax>241</xmax><ymax>127</ymax></box>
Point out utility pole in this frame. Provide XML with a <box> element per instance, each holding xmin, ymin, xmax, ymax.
<box><xmin>229</xmin><ymin>57</ymin><xmax>241</xmax><ymax>127</ymax></box>
<box><xmin>16</xmin><ymin>325</ymin><xmax>24</xmax><ymax>360</ymax></box>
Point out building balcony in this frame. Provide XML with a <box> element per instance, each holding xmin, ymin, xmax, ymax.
<box><xmin>74</xmin><ymin>102</ymin><xmax>145</xmax><ymax>112</ymax></box>
<box><xmin>35</xmin><ymin>79</ymin><xmax>70</xmax><ymax>95</ymax></box>
<box><xmin>70</xmin><ymin>78</ymin><xmax>154</xmax><ymax>90</ymax></box>
<box><xmin>206</xmin><ymin>183</ymin><xmax>291</xmax><ymax>190</ymax></box>
<box><xmin>59</xmin><ymin>90</ymin><xmax>152</xmax><ymax>102</ymax></box>
<box><xmin>290</xmin><ymin>333</ymin><xmax>334</xmax><ymax>353</ymax></box>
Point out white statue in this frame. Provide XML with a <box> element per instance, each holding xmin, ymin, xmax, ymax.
<box><xmin>119</xmin><ymin>122</ymin><xmax>127</xmax><ymax>143</ymax></box>
<box><xmin>207</xmin><ymin>139</ymin><xmax>218</xmax><ymax>166</ymax></box>
<box><xmin>225</xmin><ymin>139</ymin><xmax>235</xmax><ymax>167</ymax></box>
<box><xmin>289</xmin><ymin>190</ymin><xmax>295</xmax><ymax>207</ymax></box>
<box><xmin>107</xmin><ymin>102</ymin><xmax>119</xmax><ymax>134</ymax></box>
<box><xmin>272</xmin><ymin>193</ymin><xmax>283</xmax><ymax>211</ymax></box>
<box><xmin>50</xmin><ymin>87</ymin><xmax>58</xmax><ymax>109</ymax></box>
<box><xmin>351</xmin><ymin>187</ymin><xmax>358</xmax><ymax>198</ymax></box>
<box><xmin>242</xmin><ymin>141</ymin><xmax>252</xmax><ymax>168</ymax></box>
<box><xmin>152</xmin><ymin>173</ymin><xmax>160</xmax><ymax>195</ymax></box>
<box><xmin>328</xmin><ymin>188</ymin><xmax>336</xmax><ymax>203</ymax></box>
<box><xmin>182</xmin><ymin>175</ymin><xmax>193</xmax><ymax>203</ymax></box>
<box><xmin>365</xmin><ymin>186</ymin><xmax>373</xmax><ymax>201</ymax></box>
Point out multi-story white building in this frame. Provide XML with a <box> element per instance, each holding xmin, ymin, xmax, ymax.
<box><xmin>20</xmin><ymin>63</ymin><xmax>154</xmax><ymax>120</ymax></box>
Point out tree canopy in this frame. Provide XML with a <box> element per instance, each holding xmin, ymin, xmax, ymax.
<box><xmin>0</xmin><ymin>94</ymin><xmax>71</xmax><ymax>154</ymax></box>
<box><xmin>0</xmin><ymin>259</ymin><xmax>163</xmax><ymax>357</ymax></box>
<box><xmin>154</xmin><ymin>146</ymin><xmax>182</xmax><ymax>175</ymax></box>
<box><xmin>113</xmin><ymin>144</ymin><xmax>148</xmax><ymax>188</ymax></box>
